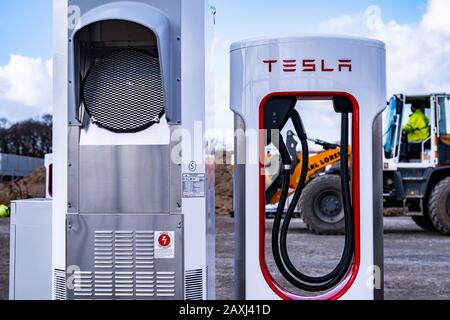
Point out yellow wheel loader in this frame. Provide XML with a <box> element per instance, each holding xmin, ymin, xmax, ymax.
<box><xmin>267</xmin><ymin>94</ymin><xmax>450</xmax><ymax>236</ymax></box>
<box><xmin>265</xmin><ymin>131</ymin><xmax>351</xmax><ymax>235</ymax></box>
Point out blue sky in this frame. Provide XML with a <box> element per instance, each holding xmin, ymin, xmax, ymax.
<box><xmin>0</xmin><ymin>1</ymin><xmax>53</xmax><ymax>65</ymax></box>
<box><xmin>0</xmin><ymin>0</ymin><xmax>427</xmax><ymax>64</ymax></box>
<box><xmin>214</xmin><ymin>0</ymin><xmax>426</xmax><ymax>42</ymax></box>
<box><xmin>1</xmin><ymin>0</ymin><xmax>444</xmax><ymax>136</ymax></box>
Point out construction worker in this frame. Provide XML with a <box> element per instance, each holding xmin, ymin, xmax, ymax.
<box><xmin>402</xmin><ymin>102</ymin><xmax>430</xmax><ymax>160</ymax></box>
<box><xmin>402</xmin><ymin>102</ymin><xmax>430</xmax><ymax>142</ymax></box>
<box><xmin>0</xmin><ymin>204</ymin><xmax>9</xmax><ymax>218</ymax></box>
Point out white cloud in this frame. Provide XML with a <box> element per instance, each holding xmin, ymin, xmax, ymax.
<box><xmin>422</xmin><ymin>0</ymin><xmax>450</xmax><ymax>35</ymax></box>
<box><xmin>320</xmin><ymin>0</ymin><xmax>450</xmax><ymax>95</ymax></box>
<box><xmin>0</xmin><ymin>54</ymin><xmax>52</xmax><ymax>113</ymax></box>
<box><xmin>213</xmin><ymin>0</ymin><xmax>450</xmax><ymax>148</ymax></box>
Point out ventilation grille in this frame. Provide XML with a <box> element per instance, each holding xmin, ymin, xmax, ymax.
<box><xmin>206</xmin><ymin>266</ymin><xmax>209</xmax><ymax>299</ymax></box>
<box><xmin>73</xmin><ymin>230</ymin><xmax>167</xmax><ymax>300</ymax></box>
<box><xmin>185</xmin><ymin>269</ymin><xmax>204</xmax><ymax>300</ymax></box>
<box><xmin>83</xmin><ymin>49</ymin><xmax>165</xmax><ymax>133</ymax></box>
<box><xmin>54</xmin><ymin>269</ymin><xmax>67</xmax><ymax>300</ymax></box>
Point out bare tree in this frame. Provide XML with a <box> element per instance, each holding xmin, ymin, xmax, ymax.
<box><xmin>0</xmin><ymin>115</ymin><xmax>52</xmax><ymax>158</ymax></box>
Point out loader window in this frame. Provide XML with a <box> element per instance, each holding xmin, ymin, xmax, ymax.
<box><xmin>398</xmin><ymin>98</ymin><xmax>432</xmax><ymax>163</ymax></box>
<box><xmin>438</xmin><ymin>96</ymin><xmax>450</xmax><ymax>141</ymax></box>
<box><xmin>437</xmin><ymin>96</ymin><xmax>450</xmax><ymax>164</ymax></box>
<box><xmin>384</xmin><ymin>97</ymin><xmax>401</xmax><ymax>159</ymax></box>
<box><xmin>401</xmin><ymin>103</ymin><xmax>431</xmax><ymax>128</ymax></box>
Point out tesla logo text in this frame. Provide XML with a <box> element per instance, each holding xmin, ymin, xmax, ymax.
<box><xmin>263</xmin><ymin>59</ymin><xmax>352</xmax><ymax>73</ymax></box>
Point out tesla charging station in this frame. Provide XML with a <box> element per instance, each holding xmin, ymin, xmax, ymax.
<box><xmin>52</xmin><ymin>0</ymin><xmax>215</xmax><ymax>300</ymax></box>
<box><xmin>231</xmin><ymin>36</ymin><xmax>386</xmax><ymax>300</ymax></box>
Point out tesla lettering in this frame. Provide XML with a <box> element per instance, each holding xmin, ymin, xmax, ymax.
<box><xmin>263</xmin><ymin>59</ymin><xmax>352</xmax><ymax>73</ymax></box>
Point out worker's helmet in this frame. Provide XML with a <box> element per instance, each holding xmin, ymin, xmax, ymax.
<box><xmin>411</xmin><ymin>101</ymin><xmax>424</xmax><ymax>111</ymax></box>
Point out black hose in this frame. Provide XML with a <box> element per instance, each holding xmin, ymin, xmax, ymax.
<box><xmin>271</xmin><ymin>135</ymin><xmax>294</xmax><ymax>285</ymax></box>
<box><xmin>272</xmin><ymin>136</ymin><xmax>327</xmax><ymax>291</ymax></box>
<box><xmin>271</xmin><ymin>110</ymin><xmax>355</xmax><ymax>292</ymax></box>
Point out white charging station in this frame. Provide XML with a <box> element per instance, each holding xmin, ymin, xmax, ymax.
<box><xmin>231</xmin><ymin>36</ymin><xmax>386</xmax><ymax>300</ymax></box>
<box><xmin>52</xmin><ymin>0</ymin><xmax>215</xmax><ymax>300</ymax></box>
<box><xmin>8</xmin><ymin>5</ymin><xmax>389</xmax><ymax>302</ymax></box>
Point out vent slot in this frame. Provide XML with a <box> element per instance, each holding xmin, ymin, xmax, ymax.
<box><xmin>74</xmin><ymin>271</ymin><xmax>94</xmax><ymax>298</ymax></box>
<box><xmin>156</xmin><ymin>272</ymin><xmax>176</xmax><ymax>297</ymax></box>
<box><xmin>54</xmin><ymin>269</ymin><xmax>67</xmax><ymax>300</ymax></box>
<box><xmin>185</xmin><ymin>269</ymin><xmax>204</xmax><ymax>300</ymax></box>
<box><xmin>94</xmin><ymin>271</ymin><xmax>113</xmax><ymax>298</ymax></box>
<box><xmin>136</xmin><ymin>271</ymin><xmax>155</xmax><ymax>298</ymax></box>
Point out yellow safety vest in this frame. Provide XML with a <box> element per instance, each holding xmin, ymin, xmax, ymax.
<box><xmin>402</xmin><ymin>110</ymin><xmax>430</xmax><ymax>142</ymax></box>
<box><xmin>0</xmin><ymin>204</ymin><xmax>9</xmax><ymax>218</ymax></box>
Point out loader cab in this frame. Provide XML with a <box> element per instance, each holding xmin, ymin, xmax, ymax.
<box><xmin>383</xmin><ymin>94</ymin><xmax>450</xmax><ymax>236</ymax></box>
<box><xmin>436</xmin><ymin>95</ymin><xmax>450</xmax><ymax>165</ymax></box>
<box><xmin>383</xmin><ymin>94</ymin><xmax>445</xmax><ymax>168</ymax></box>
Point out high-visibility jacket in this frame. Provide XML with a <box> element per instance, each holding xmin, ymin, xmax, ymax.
<box><xmin>0</xmin><ymin>204</ymin><xmax>9</xmax><ymax>218</ymax></box>
<box><xmin>402</xmin><ymin>109</ymin><xmax>430</xmax><ymax>142</ymax></box>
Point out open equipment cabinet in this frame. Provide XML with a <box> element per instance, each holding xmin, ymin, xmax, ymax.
<box><xmin>51</xmin><ymin>0</ymin><xmax>216</xmax><ymax>300</ymax></box>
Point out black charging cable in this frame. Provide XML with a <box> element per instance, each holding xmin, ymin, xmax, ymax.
<box><xmin>271</xmin><ymin>109</ymin><xmax>355</xmax><ymax>292</ymax></box>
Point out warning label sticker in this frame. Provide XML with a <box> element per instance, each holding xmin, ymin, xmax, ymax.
<box><xmin>182</xmin><ymin>173</ymin><xmax>206</xmax><ymax>198</ymax></box>
<box><xmin>154</xmin><ymin>231</ymin><xmax>175</xmax><ymax>259</ymax></box>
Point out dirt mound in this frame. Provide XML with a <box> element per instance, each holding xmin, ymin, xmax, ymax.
<box><xmin>0</xmin><ymin>168</ymin><xmax>46</xmax><ymax>206</ymax></box>
<box><xmin>215</xmin><ymin>164</ymin><xmax>233</xmax><ymax>215</ymax></box>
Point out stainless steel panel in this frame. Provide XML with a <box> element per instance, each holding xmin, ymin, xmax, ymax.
<box><xmin>170</xmin><ymin>126</ymin><xmax>182</xmax><ymax>214</ymax></box>
<box><xmin>79</xmin><ymin>145</ymin><xmax>170</xmax><ymax>214</ymax></box>
<box><xmin>206</xmin><ymin>146</ymin><xmax>216</xmax><ymax>300</ymax></box>
<box><xmin>66</xmin><ymin>214</ymin><xmax>184</xmax><ymax>300</ymax></box>
<box><xmin>68</xmin><ymin>126</ymin><xmax>80</xmax><ymax>213</ymax></box>
<box><xmin>234</xmin><ymin>115</ymin><xmax>246</xmax><ymax>300</ymax></box>
<box><xmin>372</xmin><ymin>113</ymin><xmax>384</xmax><ymax>300</ymax></box>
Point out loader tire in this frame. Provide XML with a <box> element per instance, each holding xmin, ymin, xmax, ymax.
<box><xmin>428</xmin><ymin>177</ymin><xmax>450</xmax><ymax>235</ymax></box>
<box><xmin>299</xmin><ymin>175</ymin><xmax>345</xmax><ymax>235</ymax></box>
<box><xmin>411</xmin><ymin>215</ymin><xmax>438</xmax><ymax>232</ymax></box>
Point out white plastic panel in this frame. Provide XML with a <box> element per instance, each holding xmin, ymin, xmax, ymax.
<box><xmin>231</xmin><ymin>36</ymin><xmax>387</xmax><ymax>300</ymax></box>
<box><xmin>9</xmin><ymin>200</ymin><xmax>53</xmax><ymax>300</ymax></box>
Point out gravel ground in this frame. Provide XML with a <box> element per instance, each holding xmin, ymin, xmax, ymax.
<box><xmin>216</xmin><ymin>215</ymin><xmax>450</xmax><ymax>300</ymax></box>
<box><xmin>1</xmin><ymin>215</ymin><xmax>449</xmax><ymax>300</ymax></box>
<box><xmin>0</xmin><ymin>218</ymin><xmax>9</xmax><ymax>300</ymax></box>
